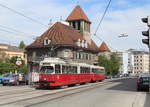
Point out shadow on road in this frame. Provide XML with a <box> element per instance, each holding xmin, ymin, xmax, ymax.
<box><xmin>107</xmin><ymin>78</ymin><xmax>138</xmax><ymax>92</ymax></box>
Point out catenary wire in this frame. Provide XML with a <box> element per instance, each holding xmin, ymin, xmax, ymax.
<box><xmin>0</xmin><ymin>3</ymin><xmax>48</xmax><ymax>28</ymax></box>
<box><xmin>0</xmin><ymin>24</ymin><xmax>36</xmax><ymax>38</ymax></box>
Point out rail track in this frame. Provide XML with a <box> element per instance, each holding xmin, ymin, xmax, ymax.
<box><xmin>0</xmin><ymin>79</ymin><xmax>122</xmax><ymax>106</ymax></box>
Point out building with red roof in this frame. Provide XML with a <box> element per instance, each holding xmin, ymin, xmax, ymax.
<box><xmin>99</xmin><ymin>42</ymin><xmax>110</xmax><ymax>52</ymax></box>
<box><xmin>98</xmin><ymin>42</ymin><xmax>111</xmax><ymax>58</ymax></box>
<box><xmin>26</xmin><ymin>5</ymin><xmax>99</xmax><ymax>65</ymax></box>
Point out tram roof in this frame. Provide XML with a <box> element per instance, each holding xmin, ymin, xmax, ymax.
<box><xmin>40</xmin><ymin>57</ymin><xmax>104</xmax><ymax>69</ymax></box>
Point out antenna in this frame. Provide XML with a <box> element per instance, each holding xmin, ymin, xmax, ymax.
<box><xmin>48</xmin><ymin>19</ymin><xmax>52</xmax><ymax>26</ymax></box>
<box><xmin>60</xmin><ymin>16</ymin><xmax>62</xmax><ymax>21</ymax></box>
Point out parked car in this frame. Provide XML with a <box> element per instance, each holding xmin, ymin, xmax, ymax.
<box><xmin>17</xmin><ymin>73</ymin><xmax>28</xmax><ymax>85</ymax></box>
<box><xmin>105</xmin><ymin>75</ymin><xmax>111</xmax><ymax>79</ymax></box>
<box><xmin>2</xmin><ymin>73</ymin><xmax>17</xmax><ymax>86</ymax></box>
<box><xmin>112</xmin><ymin>74</ymin><xmax>119</xmax><ymax>78</ymax></box>
<box><xmin>0</xmin><ymin>74</ymin><xmax>12</xmax><ymax>84</ymax></box>
<box><xmin>137</xmin><ymin>75</ymin><xmax>150</xmax><ymax>91</ymax></box>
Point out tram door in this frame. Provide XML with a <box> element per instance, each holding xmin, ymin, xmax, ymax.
<box><xmin>28</xmin><ymin>63</ymin><xmax>40</xmax><ymax>85</ymax></box>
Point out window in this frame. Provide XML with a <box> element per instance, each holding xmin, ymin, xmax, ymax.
<box><xmin>55</xmin><ymin>65</ymin><xmax>61</xmax><ymax>74</ymax></box>
<box><xmin>77</xmin><ymin>21</ymin><xmax>80</xmax><ymax>30</ymax></box>
<box><xmin>62</xmin><ymin>65</ymin><xmax>77</xmax><ymax>74</ymax></box>
<box><xmin>73</xmin><ymin>21</ymin><xmax>76</xmax><ymax>28</ymax></box>
<box><xmin>76</xmin><ymin>52</ymin><xmax>80</xmax><ymax>59</ymax></box>
<box><xmin>64</xmin><ymin>51</ymin><xmax>69</xmax><ymax>57</ymax></box>
<box><xmin>44</xmin><ymin>37</ymin><xmax>51</xmax><ymax>45</ymax></box>
<box><xmin>80</xmin><ymin>67</ymin><xmax>90</xmax><ymax>74</ymax></box>
<box><xmin>40</xmin><ymin>66</ymin><xmax>54</xmax><ymax>74</ymax></box>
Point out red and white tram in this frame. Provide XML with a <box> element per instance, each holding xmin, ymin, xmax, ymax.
<box><xmin>30</xmin><ymin>57</ymin><xmax>105</xmax><ymax>87</ymax></box>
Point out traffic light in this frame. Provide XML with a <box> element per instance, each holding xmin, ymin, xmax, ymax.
<box><xmin>142</xmin><ymin>29</ymin><xmax>150</xmax><ymax>45</ymax></box>
<box><xmin>141</xmin><ymin>16</ymin><xmax>150</xmax><ymax>46</ymax></box>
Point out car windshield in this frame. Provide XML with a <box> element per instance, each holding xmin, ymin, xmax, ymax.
<box><xmin>142</xmin><ymin>77</ymin><xmax>150</xmax><ymax>82</ymax></box>
<box><xmin>40</xmin><ymin>66</ymin><xmax>54</xmax><ymax>74</ymax></box>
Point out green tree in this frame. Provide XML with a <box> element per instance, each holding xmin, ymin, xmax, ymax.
<box><xmin>110</xmin><ymin>53</ymin><xmax>120</xmax><ymax>75</ymax></box>
<box><xmin>9</xmin><ymin>56</ymin><xmax>18</xmax><ymax>64</ymax></box>
<box><xmin>0</xmin><ymin>62</ymin><xmax>15</xmax><ymax>74</ymax></box>
<box><xmin>19</xmin><ymin>41</ymin><xmax>26</xmax><ymax>49</ymax></box>
<box><xmin>98</xmin><ymin>53</ymin><xmax>120</xmax><ymax>75</ymax></box>
<box><xmin>17</xmin><ymin>64</ymin><xmax>27</xmax><ymax>73</ymax></box>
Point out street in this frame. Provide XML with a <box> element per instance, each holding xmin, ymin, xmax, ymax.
<box><xmin>0</xmin><ymin>78</ymin><xmax>148</xmax><ymax>107</ymax></box>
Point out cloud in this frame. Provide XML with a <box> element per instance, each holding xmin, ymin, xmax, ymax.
<box><xmin>0</xmin><ymin>0</ymin><xmax>150</xmax><ymax>51</ymax></box>
<box><xmin>90</xmin><ymin>4</ymin><xmax>150</xmax><ymax>51</ymax></box>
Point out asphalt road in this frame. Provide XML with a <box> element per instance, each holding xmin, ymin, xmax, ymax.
<box><xmin>0</xmin><ymin>78</ymin><xmax>148</xmax><ymax>107</ymax></box>
<box><xmin>144</xmin><ymin>93</ymin><xmax>150</xmax><ymax>107</ymax></box>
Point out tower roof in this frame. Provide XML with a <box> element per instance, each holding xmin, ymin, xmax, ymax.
<box><xmin>99</xmin><ymin>42</ymin><xmax>110</xmax><ymax>52</ymax></box>
<box><xmin>66</xmin><ymin>5</ymin><xmax>91</xmax><ymax>23</ymax></box>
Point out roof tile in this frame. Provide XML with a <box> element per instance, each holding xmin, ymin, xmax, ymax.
<box><xmin>26</xmin><ymin>22</ymin><xmax>98</xmax><ymax>52</ymax></box>
<box><xmin>66</xmin><ymin>5</ymin><xmax>90</xmax><ymax>22</ymax></box>
<box><xmin>99</xmin><ymin>42</ymin><xmax>110</xmax><ymax>51</ymax></box>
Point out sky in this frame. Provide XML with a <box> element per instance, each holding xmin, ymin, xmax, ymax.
<box><xmin>0</xmin><ymin>0</ymin><xmax>150</xmax><ymax>51</ymax></box>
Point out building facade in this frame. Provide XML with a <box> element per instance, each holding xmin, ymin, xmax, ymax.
<box><xmin>0</xmin><ymin>44</ymin><xmax>24</xmax><ymax>61</ymax></box>
<box><xmin>128</xmin><ymin>50</ymin><xmax>149</xmax><ymax>75</ymax></box>
<box><xmin>115</xmin><ymin>51</ymin><xmax>128</xmax><ymax>74</ymax></box>
<box><xmin>26</xmin><ymin>5</ymin><xmax>99</xmax><ymax>66</ymax></box>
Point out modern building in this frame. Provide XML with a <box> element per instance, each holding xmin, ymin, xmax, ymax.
<box><xmin>128</xmin><ymin>49</ymin><xmax>149</xmax><ymax>75</ymax></box>
<box><xmin>0</xmin><ymin>43</ymin><xmax>24</xmax><ymax>61</ymax></box>
<box><xmin>115</xmin><ymin>51</ymin><xmax>128</xmax><ymax>74</ymax></box>
<box><xmin>26</xmin><ymin>5</ymin><xmax>99</xmax><ymax>66</ymax></box>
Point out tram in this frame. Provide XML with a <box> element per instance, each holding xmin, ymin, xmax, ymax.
<box><xmin>30</xmin><ymin>57</ymin><xmax>105</xmax><ymax>87</ymax></box>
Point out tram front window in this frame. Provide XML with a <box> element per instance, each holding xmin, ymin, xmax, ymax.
<box><xmin>40</xmin><ymin>66</ymin><xmax>54</xmax><ymax>74</ymax></box>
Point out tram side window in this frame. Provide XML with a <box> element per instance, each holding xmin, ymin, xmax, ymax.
<box><xmin>62</xmin><ymin>65</ymin><xmax>67</xmax><ymax>74</ymax></box>
<box><xmin>74</xmin><ymin>66</ymin><xmax>77</xmax><ymax>74</ymax></box>
<box><xmin>80</xmin><ymin>67</ymin><xmax>90</xmax><ymax>74</ymax></box>
<box><xmin>55</xmin><ymin>65</ymin><xmax>61</xmax><ymax>74</ymax></box>
<box><xmin>92</xmin><ymin>68</ymin><xmax>97</xmax><ymax>74</ymax></box>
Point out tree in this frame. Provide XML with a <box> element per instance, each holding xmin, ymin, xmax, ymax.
<box><xmin>0</xmin><ymin>62</ymin><xmax>14</xmax><ymax>74</ymax></box>
<box><xmin>98</xmin><ymin>53</ymin><xmax>120</xmax><ymax>75</ymax></box>
<box><xmin>9</xmin><ymin>56</ymin><xmax>27</xmax><ymax>73</ymax></box>
<box><xmin>98</xmin><ymin>55</ymin><xmax>111</xmax><ymax>75</ymax></box>
<box><xmin>19</xmin><ymin>41</ymin><xmax>26</xmax><ymax>49</ymax></box>
<box><xmin>110</xmin><ymin>53</ymin><xmax>120</xmax><ymax>75</ymax></box>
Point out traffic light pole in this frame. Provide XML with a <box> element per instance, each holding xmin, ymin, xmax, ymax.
<box><xmin>149</xmin><ymin>46</ymin><xmax>150</xmax><ymax>93</ymax></box>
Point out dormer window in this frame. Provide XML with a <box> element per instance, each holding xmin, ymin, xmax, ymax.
<box><xmin>85</xmin><ymin>41</ymin><xmax>88</xmax><ymax>48</ymax></box>
<box><xmin>81</xmin><ymin>40</ymin><xmax>84</xmax><ymax>48</ymax></box>
<box><xmin>77</xmin><ymin>39</ymin><xmax>81</xmax><ymax>47</ymax></box>
<box><xmin>44</xmin><ymin>37</ymin><xmax>51</xmax><ymax>45</ymax></box>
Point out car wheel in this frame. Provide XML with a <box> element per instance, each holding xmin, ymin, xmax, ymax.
<box><xmin>2</xmin><ymin>84</ymin><xmax>6</xmax><ymax>86</ymax></box>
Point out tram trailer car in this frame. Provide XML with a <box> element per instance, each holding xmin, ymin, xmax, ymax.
<box><xmin>31</xmin><ymin>58</ymin><xmax>105</xmax><ymax>87</ymax></box>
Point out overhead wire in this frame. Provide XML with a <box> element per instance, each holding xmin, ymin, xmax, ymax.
<box><xmin>0</xmin><ymin>28</ymin><xmax>35</xmax><ymax>39</ymax></box>
<box><xmin>0</xmin><ymin>24</ymin><xmax>36</xmax><ymax>38</ymax></box>
<box><xmin>93</xmin><ymin>0</ymin><xmax>114</xmax><ymax>50</ymax></box>
<box><xmin>0</xmin><ymin>3</ymin><xmax>48</xmax><ymax>28</ymax></box>
<box><xmin>94</xmin><ymin>0</ymin><xmax>112</xmax><ymax>35</ymax></box>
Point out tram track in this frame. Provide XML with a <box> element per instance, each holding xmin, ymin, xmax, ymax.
<box><xmin>0</xmin><ymin>79</ymin><xmax>122</xmax><ymax>106</ymax></box>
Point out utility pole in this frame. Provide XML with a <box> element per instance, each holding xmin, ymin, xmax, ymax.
<box><xmin>141</xmin><ymin>16</ymin><xmax>150</xmax><ymax>92</ymax></box>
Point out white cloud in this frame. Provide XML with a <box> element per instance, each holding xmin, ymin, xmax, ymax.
<box><xmin>0</xmin><ymin>0</ymin><xmax>150</xmax><ymax>51</ymax></box>
<box><xmin>90</xmin><ymin>5</ymin><xmax>150</xmax><ymax>51</ymax></box>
